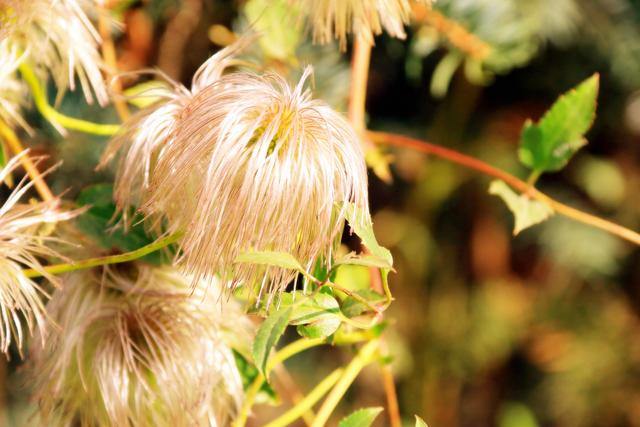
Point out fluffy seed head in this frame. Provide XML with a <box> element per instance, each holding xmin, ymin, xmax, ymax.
<box><xmin>31</xmin><ymin>264</ymin><xmax>249</xmax><ymax>427</ymax></box>
<box><xmin>300</xmin><ymin>0</ymin><xmax>432</xmax><ymax>48</ymax></box>
<box><xmin>101</xmin><ymin>40</ymin><xmax>370</xmax><ymax>301</ymax></box>
<box><xmin>100</xmin><ymin>40</ymin><xmax>247</xmax><ymax>224</ymax></box>
<box><xmin>0</xmin><ymin>0</ymin><xmax>107</xmax><ymax>106</ymax></box>
<box><xmin>0</xmin><ymin>153</ymin><xmax>78</xmax><ymax>355</ymax></box>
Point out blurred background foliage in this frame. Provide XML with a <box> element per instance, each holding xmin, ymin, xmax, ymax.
<box><xmin>4</xmin><ymin>0</ymin><xmax>640</xmax><ymax>426</ymax></box>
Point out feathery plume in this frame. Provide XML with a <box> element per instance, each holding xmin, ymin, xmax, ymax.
<box><xmin>0</xmin><ymin>40</ymin><xmax>29</xmax><ymax>130</ymax></box>
<box><xmin>99</xmin><ymin>39</ymin><xmax>248</xmax><ymax>224</ymax></box>
<box><xmin>299</xmin><ymin>0</ymin><xmax>432</xmax><ymax>48</ymax></box>
<box><xmin>0</xmin><ymin>0</ymin><xmax>107</xmax><ymax>106</ymax></box>
<box><xmin>0</xmin><ymin>152</ymin><xmax>78</xmax><ymax>355</ymax></box>
<box><xmin>31</xmin><ymin>264</ymin><xmax>249</xmax><ymax>427</ymax></box>
<box><xmin>101</xmin><ymin>39</ymin><xmax>370</xmax><ymax>302</ymax></box>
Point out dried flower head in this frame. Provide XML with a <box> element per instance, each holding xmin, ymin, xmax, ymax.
<box><xmin>31</xmin><ymin>264</ymin><xmax>249</xmax><ymax>427</ymax></box>
<box><xmin>300</xmin><ymin>0</ymin><xmax>432</xmax><ymax>47</ymax></box>
<box><xmin>101</xmin><ymin>41</ymin><xmax>370</xmax><ymax>302</ymax></box>
<box><xmin>0</xmin><ymin>0</ymin><xmax>107</xmax><ymax>105</ymax></box>
<box><xmin>0</xmin><ymin>153</ymin><xmax>78</xmax><ymax>355</ymax></box>
<box><xmin>99</xmin><ymin>40</ymin><xmax>248</xmax><ymax>224</ymax></box>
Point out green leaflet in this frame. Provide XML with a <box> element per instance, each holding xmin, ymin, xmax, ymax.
<box><xmin>489</xmin><ymin>180</ymin><xmax>554</xmax><ymax>234</ymax></box>
<box><xmin>252</xmin><ymin>306</ymin><xmax>292</xmax><ymax>378</ymax></box>
<box><xmin>338</xmin><ymin>407</ymin><xmax>384</xmax><ymax>427</ymax></box>
<box><xmin>518</xmin><ymin>74</ymin><xmax>599</xmax><ymax>174</ymax></box>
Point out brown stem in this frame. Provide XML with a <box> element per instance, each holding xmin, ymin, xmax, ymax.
<box><xmin>368</xmin><ymin>130</ymin><xmax>640</xmax><ymax>246</ymax></box>
<box><xmin>348</xmin><ymin>37</ymin><xmax>403</xmax><ymax>427</ymax></box>
<box><xmin>98</xmin><ymin>4</ymin><xmax>130</xmax><ymax>121</ymax></box>
<box><xmin>0</xmin><ymin>121</ymin><xmax>54</xmax><ymax>202</ymax></box>
<box><xmin>381</xmin><ymin>364</ymin><xmax>401</xmax><ymax>427</ymax></box>
<box><xmin>348</xmin><ymin>36</ymin><xmax>372</xmax><ymax>133</ymax></box>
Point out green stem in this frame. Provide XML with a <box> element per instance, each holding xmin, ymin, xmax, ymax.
<box><xmin>19</xmin><ymin>63</ymin><xmax>121</xmax><ymax>136</ymax></box>
<box><xmin>311</xmin><ymin>339</ymin><xmax>380</xmax><ymax>427</ymax></box>
<box><xmin>233</xmin><ymin>337</ymin><xmax>327</xmax><ymax>427</ymax></box>
<box><xmin>269</xmin><ymin>337</ymin><xmax>325</xmax><ymax>371</ymax></box>
<box><xmin>527</xmin><ymin>170</ymin><xmax>542</xmax><ymax>186</ymax></box>
<box><xmin>22</xmin><ymin>233</ymin><xmax>182</xmax><ymax>278</ymax></box>
<box><xmin>264</xmin><ymin>368</ymin><xmax>344</xmax><ymax>427</ymax></box>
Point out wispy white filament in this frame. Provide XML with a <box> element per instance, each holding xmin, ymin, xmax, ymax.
<box><xmin>0</xmin><ymin>0</ymin><xmax>107</xmax><ymax>106</ymax></box>
<box><xmin>101</xmin><ymin>39</ymin><xmax>371</xmax><ymax>302</ymax></box>
<box><xmin>0</xmin><ymin>153</ymin><xmax>78</xmax><ymax>355</ymax></box>
<box><xmin>31</xmin><ymin>264</ymin><xmax>249</xmax><ymax>427</ymax></box>
<box><xmin>299</xmin><ymin>0</ymin><xmax>432</xmax><ymax>47</ymax></box>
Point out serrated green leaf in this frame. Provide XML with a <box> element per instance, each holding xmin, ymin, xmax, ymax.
<box><xmin>268</xmin><ymin>292</ymin><xmax>342</xmax><ymax>338</ymax></box>
<box><xmin>344</xmin><ymin>203</ymin><xmax>393</xmax><ymax>268</ymax></box>
<box><xmin>252</xmin><ymin>307</ymin><xmax>292</xmax><ymax>378</ymax></box>
<box><xmin>338</xmin><ymin>407</ymin><xmax>384</xmax><ymax>427</ymax></box>
<box><xmin>75</xmin><ymin>184</ymin><xmax>166</xmax><ymax>263</ymax></box>
<box><xmin>489</xmin><ymin>180</ymin><xmax>554</xmax><ymax>235</ymax></box>
<box><xmin>235</xmin><ymin>251</ymin><xmax>304</xmax><ymax>273</ymax></box>
<box><xmin>518</xmin><ymin>74</ymin><xmax>599</xmax><ymax>173</ymax></box>
<box><xmin>415</xmin><ymin>415</ymin><xmax>429</xmax><ymax>427</ymax></box>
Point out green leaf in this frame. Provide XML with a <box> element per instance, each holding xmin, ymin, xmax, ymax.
<box><xmin>75</xmin><ymin>184</ymin><xmax>166</xmax><ymax>263</ymax></box>
<box><xmin>489</xmin><ymin>180</ymin><xmax>554</xmax><ymax>235</ymax></box>
<box><xmin>415</xmin><ymin>415</ymin><xmax>429</xmax><ymax>427</ymax></box>
<box><xmin>267</xmin><ymin>292</ymin><xmax>342</xmax><ymax>339</ymax></box>
<box><xmin>341</xmin><ymin>289</ymin><xmax>386</xmax><ymax>318</ymax></box>
<box><xmin>235</xmin><ymin>251</ymin><xmax>304</xmax><ymax>273</ymax></box>
<box><xmin>294</xmin><ymin>293</ymin><xmax>341</xmax><ymax>338</ymax></box>
<box><xmin>518</xmin><ymin>74</ymin><xmax>599</xmax><ymax>173</ymax></box>
<box><xmin>335</xmin><ymin>252</ymin><xmax>392</xmax><ymax>269</ymax></box>
<box><xmin>232</xmin><ymin>351</ymin><xmax>278</xmax><ymax>404</ymax></box>
<box><xmin>252</xmin><ymin>306</ymin><xmax>292</xmax><ymax>378</ymax></box>
<box><xmin>344</xmin><ymin>203</ymin><xmax>393</xmax><ymax>268</ymax></box>
<box><xmin>338</xmin><ymin>407</ymin><xmax>384</xmax><ymax>427</ymax></box>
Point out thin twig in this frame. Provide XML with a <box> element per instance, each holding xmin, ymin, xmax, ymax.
<box><xmin>310</xmin><ymin>340</ymin><xmax>379</xmax><ymax>427</ymax></box>
<box><xmin>349</xmin><ymin>35</ymin><xmax>403</xmax><ymax>427</ymax></box>
<box><xmin>19</xmin><ymin>63</ymin><xmax>121</xmax><ymax>136</ymax></box>
<box><xmin>369</xmin><ymin>130</ymin><xmax>640</xmax><ymax>246</ymax></box>
<box><xmin>22</xmin><ymin>232</ymin><xmax>182</xmax><ymax>278</ymax></box>
<box><xmin>265</xmin><ymin>368</ymin><xmax>344</xmax><ymax>427</ymax></box>
<box><xmin>0</xmin><ymin>120</ymin><xmax>54</xmax><ymax>202</ymax></box>
<box><xmin>348</xmin><ymin>36</ymin><xmax>371</xmax><ymax>133</ymax></box>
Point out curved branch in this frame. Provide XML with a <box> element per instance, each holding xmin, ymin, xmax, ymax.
<box><xmin>369</xmin><ymin>130</ymin><xmax>640</xmax><ymax>246</ymax></box>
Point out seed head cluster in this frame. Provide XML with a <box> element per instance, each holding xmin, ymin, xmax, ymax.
<box><xmin>299</xmin><ymin>0</ymin><xmax>433</xmax><ymax>48</ymax></box>
<box><xmin>0</xmin><ymin>153</ymin><xmax>78</xmax><ymax>355</ymax></box>
<box><xmin>0</xmin><ymin>0</ymin><xmax>107</xmax><ymax>110</ymax></box>
<box><xmin>102</xmin><ymin>40</ymin><xmax>371</xmax><ymax>302</ymax></box>
<box><xmin>31</xmin><ymin>264</ymin><xmax>249</xmax><ymax>427</ymax></box>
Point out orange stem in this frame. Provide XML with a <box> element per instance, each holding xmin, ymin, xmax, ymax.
<box><xmin>348</xmin><ymin>36</ymin><xmax>372</xmax><ymax>133</ymax></box>
<box><xmin>98</xmin><ymin>4</ymin><xmax>130</xmax><ymax>121</ymax></box>
<box><xmin>348</xmin><ymin>37</ymin><xmax>402</xmax><ymax>427</ymax></box>
<box><xmin>0</xmin><ymin>121</ymin><xmax>54</xmax><ymax>202</ymax></box>
<box><xmin>368</xmin><ymin>130</ymin><xmax>640</xmax><ymax>246</ymax></box>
